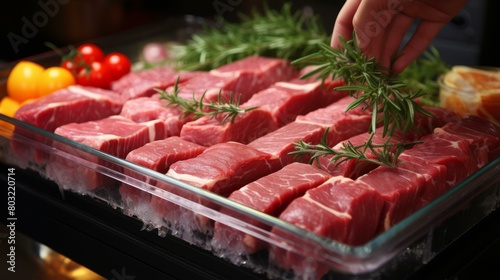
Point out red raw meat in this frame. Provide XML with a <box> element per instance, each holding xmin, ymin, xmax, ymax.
<box><xmin>120</xmin><ymin>136</ymin><xmax>206</xmax><ymax>216</ymax></box>
<box><xmin>357</xmin><ymin>165</ymin><xmax>429</xmax><ymax>232</ymax></box>
<box><xmin>315</xmin><ymin>127</ymin><xmax>407</xmax><ymax>179</ymax></box>
<box><xmin>120</xmin><ymin>93</ymin><xmax>192</xmax><ymax>137</ymax></box>
<box><xmin>396</xmin><ymin>154</ymin><xmax>448</xmax><ymax>210</ymax></box>
<box><xmin>171</xmin><ymin>56</ymin><xmax>297</xmax><ymax>103</ymax></box>
<box><xmin>247</xmin><ymin>121</ymin><xmax>326</xmax><ymax>169</ymax></box>
<box><xmin>440</xmin><ymin>115</ymin><xmax>500</xmax><ymax>160</ymax></box>
<box><xmin>270</xmin><ymin>176</ymin><xmax>384</xmax><ymax>278</ymax></box>
<box><xmin>150</xmin><ymin>142</ymin><xmax>274</xmax><ymax>233</ymax></box>
<box><xmin>212</xmin><ymin>162</ymin><xmax>331</xmax><ymax>255</ymax></box>
<box><xmin>111</xmin><ymin>67</ymin><xmax>197</xmax><ymax>100</ymax></box>
<box><xmin>314</xmin><ymin>107</ymin><xmax>455</xmax><ymax>179</ymax></box>
<box><xmin>295</xmin><ymin>95</ymin><xmax>373</xmax><ymax>146</ymax></box>
<box><xmin>179</xmin><ymin>108</ymin><xmax>278</xmax><ymax>146</ymax></box>
<box><xmin>14</xmin><ymin>85</ymin><xmax>124</xmax><ymax>132</ymax></box>
<box><xmin>48</xmin><ymin>116</ymin><xmax>167</xmax><ymax>191</ymax></box>
<box><xmin>246</xmin><ymin>96</ymin><xmax>374</xmax><ymax>170</ymax></box>
<box><xmin>179</xmin><ymin>78</ymin><xmax>347</xmax><ymax>147</ymax></box>
<box><xmin>408</xmin><ymin>106</ymin><xmax>459</xmax><ymax>140</ymax></box>
<box><xmin>242</xmin><ymin>78</ymin><xmax>347</xmax><ymax>127</ymax></box>
<box><xmin>403</xmin><ymin>131</ymin><xmax>480</xmax><ymax>189</ymax></box>
<box><xmin>12</xmin><ymin>85</ymin><xmax>125</xmax><ymax>166</ymax></box>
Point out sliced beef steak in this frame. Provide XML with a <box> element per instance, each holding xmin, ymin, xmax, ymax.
<box><xmin>247</xmin><ymin>121</ymin><xmax>325</xmax><ymax>169</ymax></box>
<box><xmin>243</xmin><ymin>78</ymin><xmax>347</xmax><ymax>127</ymax></box>
<box><xmin>212</xmin><ymin>163</ymin><xmax>331</xmax><ymax>255</ymax></box>
<box><xmin>357</xmin><ymin>165</ymin><xmax>429</xmax><ymax>232</ymax></box>
<box><xmin>171</xmin><ymin>56</ymin><xmax>297</xmax><ymax>103</ymax></box>
<box><xmin>295</xmin><ymin>95</ymin><xmax>373</xmax><ymax>146</ymax></box>
<box><xmin>179</xmin><ymin>108</ymin><xmax>278</xmax><ymax>146</ymax></box>
<box><xmin>440</xmin><ymin>115</ymin><xmax>500</xmax><ymax>160</ymax></box>
<box><xmin>14</xmin><ymin>85</ymin><xmax>124</xmax><ymax>132</ymax></box>
<box><xmin>150</xmin><ymin>142</ymin><xmax>275</xmax><ymax>235</ymax></box>
<box><xmin>403</xmin><ymin>131</ymin><xmax>479</xmax><ymax>189</ymax></box>
<box><xmin>120</xmin><ymin>93</ymin><xmax>192</xmax><ymax>137</ymax></box>
<box><xmin>12</xmin><ymin>85</ymin><xmax>125</xmax><ymax>166</ymax></box>
<box><xmin>120</xmin><ymin>136</ymin><xmax>206</xmax><ymax>217</ymax></box>
<box><xmin>396</xmin><ymin>154</ymin><xmax>448</xmax><ymax>209</ymax></box>
<box><xmin>48</xmin><ymin>116</ymin><xmax>167</xmax><ymax>191</ymax></box>
<box><xmin>270</xmin><ymin>176</ymin><xmax>384</xmax><ymax>278</ymax></box>
<box><xmin>315</xmin><ymin>127</ymin><xmax>407</xmax><ymax>179</ymax></box>
<box><xmin>179</xmin><ymin>78</ymin><xmax>347</xmax><ymax>147</ymax></box>
<box><xmin>111</xmin><ymin>67</ymin><xmax>197</xmax><ymax>100</ymax></box>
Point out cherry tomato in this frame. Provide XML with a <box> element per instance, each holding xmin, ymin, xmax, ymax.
<box><xmin>75</xmin><ymin>43</ymin><xmax>105</xmax><ymax>66</ymax></box>
<box><xmin>77</xmin><ymin>61</ymin><xmax>113</xmax><ymax>89</ymax></box>
<box><xmin>61</xmin><ymin>59</ymin><xmax>81</xmax><ymax>76</ymax></box>
<box><xmin>103</xmin><ymin>52</ymin><xmax>131</xmax><ymax>80</ymax></box>
<box><xmin>38</xmin><ymin>67</ymin><xmax>76</xmax><ymax>97</ymax></box>
<box><xmin>6</xmin><ymin>61</ymin><xmax>45</xmax><ymax>102</ymax></box>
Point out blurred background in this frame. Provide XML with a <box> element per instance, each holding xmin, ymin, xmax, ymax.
<box><xmin>0</xmin><ymin>0</ymin><xmax>499</xmax><ymax>67</ymax></box>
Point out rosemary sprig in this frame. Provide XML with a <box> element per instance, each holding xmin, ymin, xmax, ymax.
<box><xmin>294</xmin><ymin>36</ymin><xmax>434</xmax><ymax>137</ymax></box>
<box><xmin>155</xmin><ymin>78</ymin><xmax>258</xmax><ymax>124</ymax></box>
<box><xmin>170</xmin><ymin>3</ymin><xmax>329</xmax><ymax>71</ymax></box>
<box><xmin>291</xmin><ymin>128</ymin><xmax>417</xmax><ymax>168</ymax></box>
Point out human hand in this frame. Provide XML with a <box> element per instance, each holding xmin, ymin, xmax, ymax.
<box><xmin>331</xmin><ymin>0</ymin><xmax>467</xmax><ymax>73</ymax></box>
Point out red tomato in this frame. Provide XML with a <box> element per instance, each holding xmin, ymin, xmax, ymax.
<box><xmin>61</xmin><ymin>59</ymin><xmax>80</xmax><ymax>76</ymax></box>
<box><xmin>103</xmin><ymin>52</ymin><xmax>131</xmax><ymax>80</ymax></box>
<box><xmin>75</xmin><ymin>43</ymin><xmax>105</xmax><ymax>66</ymax></box>
<box><xmin>77</xmin><ymin>62</ymin><xmax>113</xmax><ymax>89</ymax></box>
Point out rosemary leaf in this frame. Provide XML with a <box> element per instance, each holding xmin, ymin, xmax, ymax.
<box><xmin>155</xmin><ymin>78</ymin><xmax>257</xmax><ymax>124</ymax></box>
<box><xmin>170</xmin><ymin>3</ymin><xmax>329</xmax><ymax>71</ymax></box>
<box><xmin>292</xmin><ymin>129</ymin><xmax>420</xmax><ymax>169</ymax></box>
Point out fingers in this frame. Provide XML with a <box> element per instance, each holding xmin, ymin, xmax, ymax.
<box><xmin>378</xmin><ymin>13</ymin><xmax>414</xmax><ymax>70</ymax></box>
<box><xmin>350</xmin><ymin>0</ymin><xmax>404</xmax><ymax>69</ymax></box>
<box><xmin>331</xmin><ymin>0</ymin><xmax>362</xmax><ymax>49</ymax></box>
<box><xmin>391</xmin><ymin>21</ymin><xmax>445</xmax><ymax>73</ymax></box>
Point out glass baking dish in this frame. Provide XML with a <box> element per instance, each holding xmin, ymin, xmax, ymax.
<box><xmin>1</xmin><ymin>108</ymin><xmax>500</xmax><ymax>279</ymax></box>
<box><xmin>1</xmin><ymin>16</ymin><xmax>500</xmax><ymax>280</ymax></box>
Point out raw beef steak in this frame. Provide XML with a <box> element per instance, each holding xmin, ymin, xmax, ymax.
<box><xmin>120</xmin><ymin>93</ymin><xmax>192</xmax><ymax>137</ymax></box>
<box><xmin>14</xmin><ymin>85</ymin><xmax>124</xmax><ymax>132</ymax></box>
<box><xmin>48</xmin><ymin>116</ymin><xmax>167</xmax><ymax>192</ymax></box>
<box><xmin>179</xmin><ymin>108</ymin><xmax>278</xmax><ymax>146</ymax></box>
<box><xmin>170</xmin><ymin>56</ymin><xmax>297</xmax><ymax>103</ymax></box>
<box><xmin>150</xmin><ymin>142</ymin><xmax>275</xmax><ymax>235</ymax></box>
<box><xmin>212</xmin><ymin>162</ymin><xmax>331</xmax><ymax>255</ymax></box>
<box><xmin>247</xmin><ymin>121</ymin><xmax>326</xmax><ymax>169</ymax></box>
<box><xmin>120</xmin><ymin>136</ymin><xmax>206</xmax><ymax>218</ymax></box>
<box><xmin>271</xmin><ymin>176</ymin><xmax>384</xmax><ymax>279</ymax></box>
<box><xmin>111</xmin><ymin>67</ymin><xmax>197</xmax><ymax>100</ymax></box>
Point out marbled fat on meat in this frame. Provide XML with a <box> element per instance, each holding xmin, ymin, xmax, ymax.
<box><xmin>120</xmin><ymin>136</ymin><xmax>206</xmax><ymax>217</ymax></box>
<box><xmin>243</xmin><ymin>78</ymin><xmax>347</xmax><ymax>127</ymax></box>
<box><xmin>179</xmin><ymin>108</ymin><xmax>278</xmax><ymax>146</ymax></box>
<box><xmin>111</xmin><ymin>67</ymin><xmax>198</xmax><ymax>100</ymax></box>
<box><xmin>150</xmin><ymin>142</ymin><xmax>275</xmax><ymax>234</ymax></box>
<box><xmin>170</xmin><ymin>56</ymin><xmax>297</xmax><ymax>103</ymax></box>
<box><xmin>14</xmin><ymin>85</ymin><xmax>125</xmax><ymax>132</ymax></box>
<box><xmin>247</xmin><ymin>121</ymin><xmax>325</xmax><ymax>169</ymax></box>
<box><xmin>48</xmin><ymin>116</ymin><xmax>167</xmax><ymax>191</ymax></box>
<box><xmin>271</xmin><ymin>176</ymin><xmax>384</xmax><ymax>278</ymax></box>
<box><xmin>120</xmin><ymin>93</ymin><xmax>191</xmax><ymax>137</ymax></box>
<box><xmin>212</xmin><ymin>162</ymin><xmax>331</xmax><ymax>254</ymax></box>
